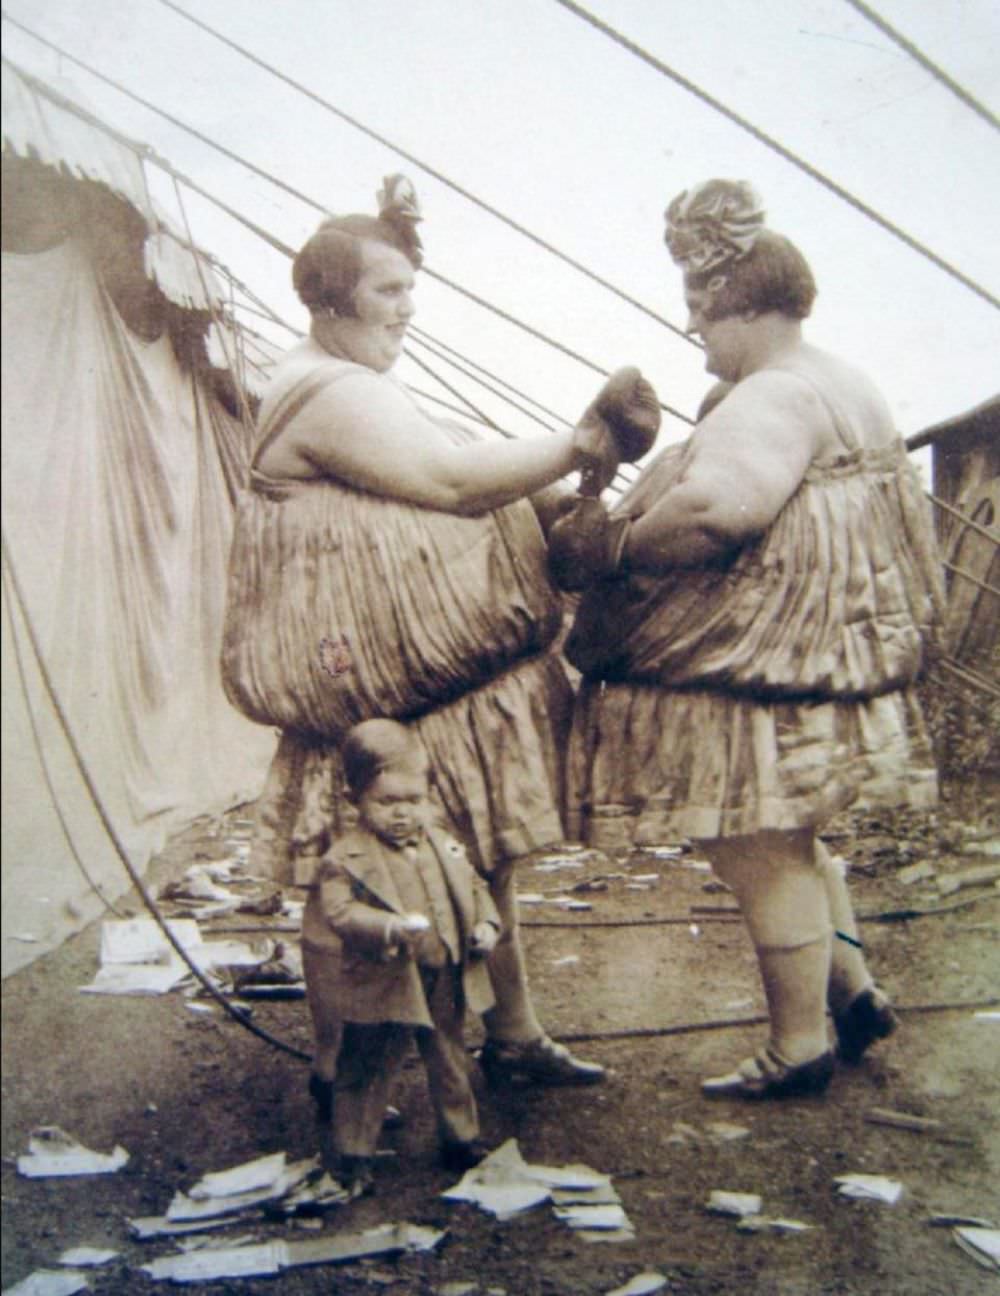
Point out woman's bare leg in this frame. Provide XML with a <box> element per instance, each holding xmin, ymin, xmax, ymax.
<box><xmin>814</xmin><ymin>839</ymin><xmax>872</xmax><ymax>1015</ymax></box>
<box><xmin>699</xmin><ymin>829</ymin><xmax>832</xmax><ymax>1064</ymax></box>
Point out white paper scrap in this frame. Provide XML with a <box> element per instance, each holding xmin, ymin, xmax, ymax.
<box><xmin>141</xmin><ymin>1241</ymin><xmax>286</xmax><ymax>1282</ymax></box>
<box><xmin>604</xmin><ymin>1273</ymin><xmax>668</xmax><ymax>1296</ymax></box>
<box><xmin>79</xmin><ymin>963</ymin><xmax>191</xmax><ymax>996</ymax></box>
<box><xmin>128</xmin><ymin>1212</ymin><xmax>265</xmax><ymax>1239</ymax></box>
<box><xmin>553</xmin><ymin>1203</ymin><xmax>630</xmax><ymax>1231</ymax></box>
<box><xmin>736</xmin><ymin>1216</ymin><xmax>812</xmax><ymax>1234</ymax></box>
<box><xmin>2</xmin><ymin>1271</ymin><xmax>89</xmax><ymax>1296</ymax></box>
<box><xmin>98</xmin><ymin>917</ymin><xmax>201</xmax><ymax>965</ymax></box>
<box><xmin>552</xmin><ymin>1180</ymin><xmax>621</xmax><ymax>1207</ymax></box>
<box><xmin>56</xmin><ymin>1248</ymin><xmax>117</xmax><ymax>1267</ymax></box>
<box><xmin>441</xmin><ymin>1140</ymin><xmax>551</xmax><ymax>1219</ymax></box>
<box><xmin>952</xmin><ymin>1227</ymin><xmax>1000</xmax><ymax>1271</ymax></box>
<box><xmin>17</xmin><ymin>1128</ymin><xmax>129</xmax><ymax>1178</ymax></box>
<box><xmin>168</xmin><ymin>1157</ymin><xmax>316</xmax><ymax>1220</ymax></box>
<box><xmin>187</xmin><ymin>1152</ymin><xmax>287</xmax><ymax>1200</ymax></box>
<box><xmin>706</xmin><ymin>1190</ymin><xmax>762</xmax><ymax>1217</ymax></box>
<box><xmin>576</xmin><ymin>1225</ymin><xmax>637</xmax><ymax>1244</ymax></box>
<box><xmin>834</xmin><ymin>1174</ymin><xmax>904</xmax><ymax>1204</ymax></box>
<box><xmin>523</xmin><ymin>1161</ymin><xmax>610</xmax><ymax>1191</ymax></box>
<box><xmin>283</xmin><ymin>1221</ymin><xmax>445</xmax><ymax>1266</ymax></box>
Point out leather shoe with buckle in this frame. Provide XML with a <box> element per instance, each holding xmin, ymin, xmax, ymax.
<box><xmin>702</xmin><ymin>1046</ymin><xmax>835</xmax><ymax>1099</ymax></box>
<box><xmin>479</xmin><ymin>1036</ymin><xmax>605</xmax><ymax>1086</ymax></box>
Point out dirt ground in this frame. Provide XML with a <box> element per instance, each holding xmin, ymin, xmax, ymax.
<box><xmin>3</xmin><ymin>784</ymin><xmax>998</xmax><ymax>1296</ymax></box>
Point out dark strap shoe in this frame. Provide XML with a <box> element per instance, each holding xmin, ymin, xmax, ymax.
<box><xmin>702</xmin><ymin>1046</ymin><xmax>835</xmax><ymax>1099</ymax></box>
<box><xmin>834</xmin><ymin>986</ymin><xmax>899</xmax><ymax>1064</ymax></box>
<box><xmin>479</xmin><ymin>1036</ymin><xmax>605</xmax><ymax>1086</ymax></box>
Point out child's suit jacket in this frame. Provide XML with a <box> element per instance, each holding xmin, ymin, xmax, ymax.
<box><xmin>302</xmin><ymin>826</ymin><xmax>500</xmax><ymax>1028</ymax></box>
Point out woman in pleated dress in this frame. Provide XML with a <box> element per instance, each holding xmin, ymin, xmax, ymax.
<box><xmin>549</xmin><ymin>179</ymin><xmax>944</xmax><ymax>1097</ymax></box>
<box><xmin>221</xmin><ymin>176</ymin><xmax>660</xmax><ymax>1103</ymax></box>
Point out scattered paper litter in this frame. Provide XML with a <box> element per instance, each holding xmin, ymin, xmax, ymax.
<box><xmin>553</xmin><ymin>1203</ymin><xmax>629</xmax><ymax>1231</ymax></box>
<box><xmin>974</xmin><ymin>1011</ymin><xmax>1000</xmax><ymax>1022</ymax></box>
<box><xmin>550</xmin><ymin>955</ymin><xmax>581</xmax><ymax>967</ymax></box>
<box><xmin>705</xmin><ymin>1190</ymin><xmax>762</xmax><ymax>1218</ymax></box>
<box><xmin>515</xmin><ymin>893</ymin><xmax>545</xmax><ymax>905</ymax></box>
<box><xmin>56</xmin><ymin>1248</ymin><xmax>117</xmax><ymax>1267</ymax></box>
<box><xmin>17</xmin><ymin>1128</ymin><xmax>129</xmax><ymax>1178</ymax></box>
<box><xmin>99</xmin><ymin>917</ymin><xmax>201</xmax><ymax>965</ymax></box>
<box><xmin>552</xmin><ymin>1179</ymin><xmax>621</xmax><ymax>1207</ymax></box>
<box><xmin>282</xmin><ymin>1221</ymin><xmax>445</xmax><ymax>1267</ymax></box>
<box><xmin>604</xmin><ymin>1273</ymin><xmax>668</xmax><ymax>1296</ymax></box>
<box><xmin>80</xmin><ymin>917</ymin><xmax>201</xmax><ymax>995</ymax></box>
<box><xmin>167</xmin><ymin>1156</ymin><xmax>318</xmax><ymax>1221</ymax></box>
<box><xmin>186</xmin><ymin>1153</ymin><xmax>285</xmax><ymax>1201</ymax></box>
<box><xmin>951</xmin><ymin>1226</ymin><xmax>1000</xmax><ymax>1271</ymax></box>
<box><xmin>138</xmin><ymin>1220</ymin><xmax>445</xmax><ymax>1282</ymax></box>
<box><xmin>442</xmin><ymin>1140</ymin><xmax>632</xmax><ymax>1236</ymax></box>
<box><xmin>80</xmin><ymin>963</ymin><xmax>192</xmax><ymax>996</ymax></box>
<box><xmin>129</xmin><ymin>1213</ymin><xmax>265</xmax><ymax>1240</ymax></box>
<box><xmin>736</xmin><ymin>1216</ymin><xmax>812</xmax><ymax>1234</ymax></box>
<box><xmin>2</xmin><ymin>1272</ymin><xmax>89</xmax><ymax>1296</ymax></box>
<box><xmin>834</xmin><ymin>1174</ymin><xmax>904</xmax><ymax>1204</ymax></box>
<box><xmin>141</xmin><ymin>1241</ymin><xmax>285</xmax><ymax>1282</ymax></box>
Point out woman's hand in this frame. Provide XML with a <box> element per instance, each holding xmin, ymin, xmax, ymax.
<box><xmin>547</xmin><ymin>498</ymin><xmax>632</xmax><ymax>591</ymax></box>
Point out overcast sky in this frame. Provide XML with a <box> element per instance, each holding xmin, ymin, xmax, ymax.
<box><xmin>4</xmin><ymin>0</ymin><xmax>999</xmax><ymax>456</ymax></box>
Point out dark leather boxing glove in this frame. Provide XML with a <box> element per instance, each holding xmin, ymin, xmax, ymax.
<box><xmin>572</xmin><ymin>367</ymin><xmax>661</xmax><ymax>497</ymax></box>
<box><xmin>584</xmin><ymin>366</ymin><xmax>661</xmax><ymax>461</ymax></box>
<box><xmin>547</xmin><ymin>497</ymin><xmax>632</xmax><ymax>592</ymax></box>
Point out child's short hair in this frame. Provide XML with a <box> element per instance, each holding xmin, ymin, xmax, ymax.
<box><xmin>341</xmin><ymin>719</ymin><xmax>428</xmax><ymax>801</ymax></box>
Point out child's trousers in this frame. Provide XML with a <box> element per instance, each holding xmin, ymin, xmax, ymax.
<box><xmin>333</xmin><ymin>964</ymin><xmax>479</xmax><ymax>1158</ymax></box>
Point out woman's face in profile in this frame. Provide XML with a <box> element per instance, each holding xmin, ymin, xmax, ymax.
<box><xmin>333</xmin><ymin>241</ymin><xmax>416</xmax><ymax>373</ymax></box>
<box><xmin>685</xmin><ymin>287</ymin><xmax>748</xmax><ymax>384</ymax></box>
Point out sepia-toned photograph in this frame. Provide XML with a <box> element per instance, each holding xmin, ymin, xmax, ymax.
<box><xmin>2</xmin><ymin>2</ymin><xmax>998</xmax><ymax>1292</ymax></box>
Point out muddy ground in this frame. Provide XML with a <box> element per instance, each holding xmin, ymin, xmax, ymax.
<box><xmin>2</xmin><ymin>785</ymin><xmax>998</xmax><ymax>1295</ymax></box>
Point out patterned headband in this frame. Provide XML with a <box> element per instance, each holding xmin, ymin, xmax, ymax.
<box><xmin>664</xmin><ymin>179</ymin><xmax>765</xmax><ymax>276</ymax></box>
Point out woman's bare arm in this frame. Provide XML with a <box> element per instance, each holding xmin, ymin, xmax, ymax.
<box><xmin>285</xmin><ymin>372</ymin><xmax>581</xmax><ymax>515</ymax></box>
<box><xmin>624</xmin><ymin>371</ymin><xmax>824</xmax><ymax>570</ymax></box>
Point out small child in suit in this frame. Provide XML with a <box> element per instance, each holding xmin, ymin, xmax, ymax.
<box><xmin>302</xmin><ymin>719</ymin><xmax>500</xmax><ymax>1197</ymax></box>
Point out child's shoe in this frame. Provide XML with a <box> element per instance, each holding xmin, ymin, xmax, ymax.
<box><xmin>440</xmin><ymin>1139</ymin><xmax>490</xmax><ymax>1172</ymax></box>
<box><xmin>338</xmin><ymin>1155</ymin><xmax>375</xmax><ymax>1199</ymax></box>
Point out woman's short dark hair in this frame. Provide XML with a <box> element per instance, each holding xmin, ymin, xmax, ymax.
<box><xmin>292</xmin><ymin>213</ymin><xmax>421</xmax><ymax>318</ymax></box>
<box><xmin>341</xmin><ymin>719</ymin><xmax>428</xmax><ymax>801</ymax></box>
<box><xmin>689</xmin><ymin>229</ymin><xmax>817</xmax><ymax>322</ymax></box>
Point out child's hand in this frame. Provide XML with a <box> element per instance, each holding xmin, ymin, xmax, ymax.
<box><xmin>469</xmin><ymin>922</ymin><xmax>499</xmax><ymax>958</ymax></box>
<box><xmin>386</xmin><ymin>912</ymin><xmax>429</xmax><ymax>955</ymax></box>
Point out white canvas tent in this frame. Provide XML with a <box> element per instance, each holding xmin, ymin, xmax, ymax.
<box><xmin>1</xmin><ymin>61</ymin><xmax>276</xmax><ymax>978</ymax></box>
